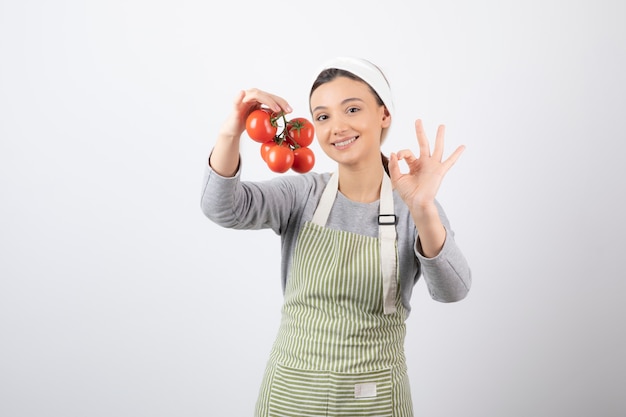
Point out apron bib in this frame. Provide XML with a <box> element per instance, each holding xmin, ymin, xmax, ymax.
<box><xmin>255</xmin><ymin>172</ymin><xmax>414</xmax><ymax>417</ymax></box>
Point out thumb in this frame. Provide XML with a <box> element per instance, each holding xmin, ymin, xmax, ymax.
<box><xmin>233</xmin><ymin>89</ymin><xmax>246</xmax><ymax>107</ymax></box>
<box><xmin>387</xmin><ymin>152</ymin><xmax>402</xmax><ymax>184</ymax></box>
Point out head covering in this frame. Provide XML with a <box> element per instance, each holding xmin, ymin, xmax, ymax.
<box><xmin>313</xmin><ymin>57</ymin><xmax>394</xmax><ymax>143</ymax></box>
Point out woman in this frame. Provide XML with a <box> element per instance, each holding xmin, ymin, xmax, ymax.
<box><xmin>201</xmin><ymin>57</ymin><xmax>472</xmax><ymax>417</ymax></box>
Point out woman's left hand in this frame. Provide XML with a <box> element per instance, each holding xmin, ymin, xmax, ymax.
<box><xmin>388</xmin><ymin>119</ymin><xmax>465</xmax><ymax>213</ymax></box>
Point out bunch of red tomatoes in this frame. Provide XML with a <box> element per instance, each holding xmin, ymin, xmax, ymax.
<box><xmin>245</xmin><ymin>108</ymin><xmax>315</xmax><ymax>174</ymax></box>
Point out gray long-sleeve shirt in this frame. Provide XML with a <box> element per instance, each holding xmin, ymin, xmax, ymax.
<box><xmin>200</xmin><ymin>161</ymin><xmax>471</xmax><ymax>316</ymax></box>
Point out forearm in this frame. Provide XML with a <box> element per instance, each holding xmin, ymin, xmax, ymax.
<box><xmin>200</xmin><ymin>163</ymin><xmax>305</xmax><ymax>234</ymax></box>
<box><xmin>209</xmin><ymin>132</ymin><xmax>241</xmax><ymax>177</ymax></box>
<box><xmin>417</xmin><ymin>229</ymin><xmax>472</xmax><ymax>302</ymax></box>
<box><xmin>411</xmin><ymin>203</ymin><xmax>446</xmax><ymax>258</ymax></box>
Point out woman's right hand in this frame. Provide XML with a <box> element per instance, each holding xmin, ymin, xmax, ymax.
<box><xmin>210</xmin><ymin>89</ymin><xmax>293</xmax><ymax>177</ymax></box>
<box><xmin>219</xmin><ymin>88</ymin><xmax>293</xmax><ymax>139</ymax></box>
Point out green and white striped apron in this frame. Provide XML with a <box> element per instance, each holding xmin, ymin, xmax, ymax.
<box><xmin>255</xmin><ymin>171</ymin><xmax>413</xmax><ymax>417</ymax></box>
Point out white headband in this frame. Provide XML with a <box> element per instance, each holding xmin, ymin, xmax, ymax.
<box><xmin>313</xmin><ymin>57</ymin><xmax>394</xmax><ymax>141</ymax></box>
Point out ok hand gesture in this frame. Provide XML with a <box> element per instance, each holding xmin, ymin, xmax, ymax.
<box><xmin>388</xmin><ymin>119</ymin><xmax>465</xmax><ymax>213</ymax></box>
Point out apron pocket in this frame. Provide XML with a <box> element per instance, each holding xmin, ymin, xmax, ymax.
<box><xmin>268</xmin><ymin>364</ymin><xmax>393</xmax><ymax>417</ymax></box>
<box><xmin>328</xmin><ymin>368</ymin><xmax>393</xmax><ymax>417</ymax></box>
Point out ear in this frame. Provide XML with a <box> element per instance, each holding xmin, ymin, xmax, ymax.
<box><xmin>381</xmin><ymin>107</ymin><xmax>392</xmax><ymax>128</ymax></box>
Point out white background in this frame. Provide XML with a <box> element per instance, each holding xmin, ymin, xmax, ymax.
<box><xmin>1</xmin><ymin>1</ymin><xmax>625</xmax><ymax>416</ymax></box>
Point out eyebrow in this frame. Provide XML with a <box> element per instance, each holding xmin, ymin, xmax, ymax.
<box><xmin>312</xmin><ymin>97</ymin><xmax>365</xmax><ymax>114</ymax></box>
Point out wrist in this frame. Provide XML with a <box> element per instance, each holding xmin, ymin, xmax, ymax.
<box><xmin>217</xmin><ymin>130</ymin><xmax>242</xmax><ymax>142</ymax></box>
<box><xmin>410</xmin><ymin>202</ymin><xmax>439</xmax><ymax>225</ymax></box>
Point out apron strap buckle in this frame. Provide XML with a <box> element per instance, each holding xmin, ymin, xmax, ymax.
<box><xmin>378</xmin><ymin>214</ymin><xmax>397</xmax><ymax>225</ymax></box>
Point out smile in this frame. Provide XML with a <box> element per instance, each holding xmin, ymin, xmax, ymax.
<box><xmin>333</xmin><ymin>136</ymin><xmax>358</xmax><ymax>148</ymax></box>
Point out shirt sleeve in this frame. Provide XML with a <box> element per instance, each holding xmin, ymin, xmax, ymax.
<box><xmin>199</xmin><ymin>156</ymin><xmax>311</xmax><ymax>235</ymax></box>
<box><xmin>414</xmin><ymin>202</ymin><xmax>472</xmax><ymax>303</ymax></box>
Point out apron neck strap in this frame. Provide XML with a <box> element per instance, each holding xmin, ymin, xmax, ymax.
<box><xmin>311</xmin><ymin>171</ymin><xmax>398</xmax><ymax>315</ymax></box>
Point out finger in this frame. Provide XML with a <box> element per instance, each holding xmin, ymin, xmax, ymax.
<box><xmin>395</xmin><ymin>149</ymin><xmax>418</xmax><ymax>165</ymax></box>
<box><xmin>414</xmin><ymin>119</ymin><xmax>430</xmax><ymax>158</ymax></box>
<box><xmin>260</xmin><ymin>94</ymin><xmax>293</xmax><ymax>115</ymax></box>
<box><xmin>237</xmin><ymin>89</ymin><xmax>263</xmax><ymax>116</ymax></box>
<box><xmin>242</xmin><ymin>88</ymin><xmax>292</xmax><ymax>114</ymax></box>
<box><xmin>232</xmin><ymin>90</ymin><xmax>253</xmax><ymax>116</ymax></box>
<box><xmin>273</xmin><ymin>96</ymin><xmax>293</xmax><ymax>114</ymax></box>
<box><xmin>387</xmin><ymin>152</ymin><xmax>402</xmax><ymax>183</ymax></box>
<box><xmin>432</xmin><ymin>124</ymin><xmax>446</xmax><ymax>161</ymax></box>
<box><xmin>442</xmin><ymin>145</ymin><xmax>466</xmax><ymax>172</ymax></box>
<box><xmin>233</xmin><ymin>89</ymin><xmax>246</xmax><ymax>106</ymax></box>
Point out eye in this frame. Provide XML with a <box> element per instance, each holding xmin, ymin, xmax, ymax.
<box><xmin>315</xmin><ymin>114</ymin><xmax>328</xmax><ymax>122</ymax></box>
<box><xmin>347</xmin><ymin>106</ymin><xmax>360</xmax><ymax>114</ymax></box>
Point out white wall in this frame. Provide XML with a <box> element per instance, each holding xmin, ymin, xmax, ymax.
<box><xmin>1</xmin><ymin>1</ymin><xmax>625</xmax><ymax>416</ymax></box>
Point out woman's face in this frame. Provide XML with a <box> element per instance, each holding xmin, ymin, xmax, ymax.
<box><xmin>310</xmin><ymin>76</ymin><xmax>390</xmax><ymax>169</ymax></box>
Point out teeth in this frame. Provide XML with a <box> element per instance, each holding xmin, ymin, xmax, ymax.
<box><xmin>334</xmin><ymin>137</ymin><xmax>357</xmax><ymax>147</ymax></box>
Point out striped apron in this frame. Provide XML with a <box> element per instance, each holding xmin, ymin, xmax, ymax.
<box><xmin>255</xmin><ymin>172</ymin><xmax>413</xmax><ymax>417</ymax></box>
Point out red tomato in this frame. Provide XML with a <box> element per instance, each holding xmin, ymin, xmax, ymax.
<box><xmin>266</xmin><ymin>142</ymin><xmax>294</xmax><ymax>173</ymax></box>
<box><xmin>260</xmin><ymin>140</ymin><xmax>275</xmax><ymax>162</ymax></box>
<box><xmin>291</xmin><ymin>146</ymin><xmax>315</xmax><ymax>174</ymax></box>
<box><xmin>246</xmin><ymin>109</ymin><xmax>277</xmax><ymax>143</ymax></box>
<box><xmin>286</xmin><ymin>117</ymin><xmax>314</xmax><ymax>147</ymax></box>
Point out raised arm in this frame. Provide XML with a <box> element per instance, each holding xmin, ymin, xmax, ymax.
<box><xmin>388</xmin><ymin>119</ymin><xmax>465</xmax><ymax>257</ymax></box>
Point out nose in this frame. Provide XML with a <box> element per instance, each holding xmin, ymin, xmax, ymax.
<box><xmin>332</xmin><ymin>118</ymin><xmax>348</xmax><ymax>136</ymax></box>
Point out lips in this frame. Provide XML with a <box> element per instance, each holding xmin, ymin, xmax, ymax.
<box><xmin>332</xmin><ymin>136</ymin><xmax>358</xmax><ymax>148</ymax></box>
